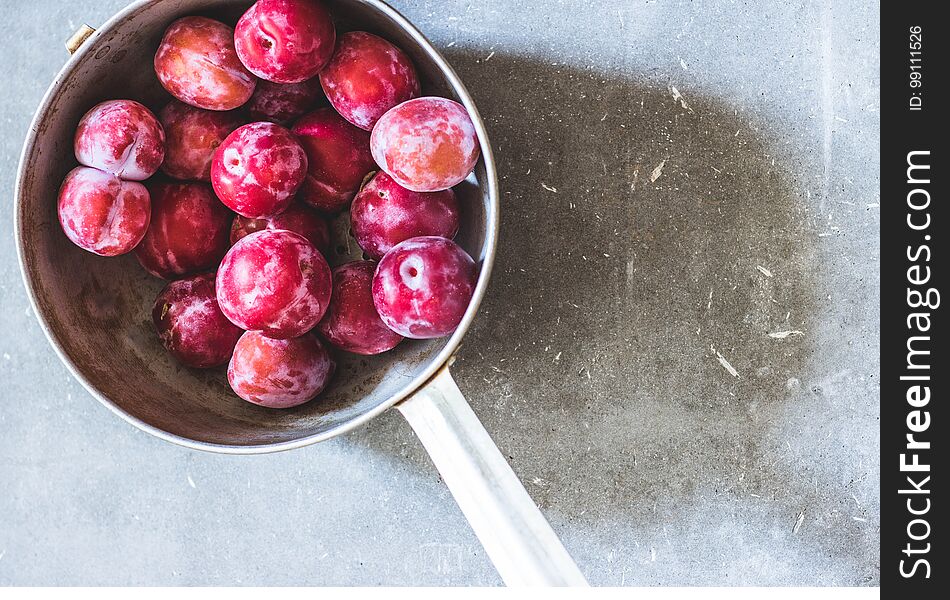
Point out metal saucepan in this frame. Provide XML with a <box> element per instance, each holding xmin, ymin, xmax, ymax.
<box><xmin>15</xmin><ymin>0</ymin><xmax>587</xmax><ymax>587</ymax></box>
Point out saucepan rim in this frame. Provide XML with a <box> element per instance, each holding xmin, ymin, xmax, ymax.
<box><xmin>14</xmin><ymin>0</ymin><xmax>499</xmax><ymax>455</ymax></box>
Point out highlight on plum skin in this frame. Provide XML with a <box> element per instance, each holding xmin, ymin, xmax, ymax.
<box><xmin>228</xmin><ymin>330</ymin><xmax>335</xmax><ymax>409</ymax></box>
<box><xmin>320</xmin><ymin>31</ymin><xmax>420</xmax><ymax>131</ymax></box>
<box><xmin>317</xmin><ymin>261</ymin><xmax>404</xmax><ymax>355</ymax></box>
<box><xmin>247</xmin><ymin>77</ymin><xmax>324</xmax><ymax>124</ymax></box>
<box><xmin>57</xmin><ymin>167</ymin><xmax>151</xmax><ymax>257</ymax></box>
<box><xmin>154</xmin><ymin>16</ymin><xmax>256</xmax><ymax>111</ymax></box>
<box><xmin>152</xmin><ymin>273</ymin><xmax>244</xmax><ymax>369</ymax></box>
<box><xmin>74</xmin><ymin>100</ymin><xmax>165</xmax><ymax>181</ymax></box>
<box><xmin>351</xmin><ymin>171</ymin><xmax>460</xmax><ymax>260</ymax></box>
<box><xmin>216</xmin><ymin>229</ymin><xmax>332</xmax><ymax>339</ymax></box>
<box><xmin>370</xmin><ymin>97</ymin><xmax>480</xmax><ymax>192</ymax></box>
<box><xmin>211</xmin><ymin>122</ymin><xmax>308</xmax><ymax>218</ymax></box>
<box><xmin>372</xmin><ymin>236</ymin><xmax>477</xmax><ymax>339</ymax></box>
<box><xmin>134</xmin><ymin>181</ymin><xmax>233</xmax><ymax>279</ymax></box>
<box><xmin>234</xmin><ymin>0</ymin><xmax>336</xmax><ymax>84</ymax></box>
<box><xmin>230</xmin><ymin>202</ymin><xmax>330</xmax><ymax>253</ymax></box>
<box><xmin>291</xmin><ymin>107</ymin><xmax>376</xmax><ymax>213</ymax></box>
<box><xmin>159</xmin><ymin>100</ymin><xmax>243</xmax><ymax>182</ymax></box>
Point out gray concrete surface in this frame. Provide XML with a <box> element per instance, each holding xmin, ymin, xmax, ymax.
<box><xmin>1</xmin><ymin>0</ymin><xmax>880</xmax><ymax>586</ymax></box>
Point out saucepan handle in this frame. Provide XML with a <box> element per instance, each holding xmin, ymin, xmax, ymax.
<box><xmin>396</xmin><ymin>365</ymin><xmax>588</xmax><ymax>586</ymax></box>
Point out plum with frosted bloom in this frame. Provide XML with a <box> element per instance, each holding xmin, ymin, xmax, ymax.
<box><xmin>154</xmin><ymin>16</ymin><xmax>256</xmax><ymax>111</ymax></box>
<box><xmin>152</xmin><ymin>273</ymin><xmax>243</xmax><ymax>369</ymax></box>
<box><xmin>370</xmin><ymin>97</ymin><xmax>480</xmax><ymax>192</ymax></box>
<box><xmin>350</xmin><ymin>171</ymin><xmax>459</xmax><ymax>260</ymax></box>
<box><xmin>211</xmin><ymin>122</ymin><xmax>308</xmax><ymax>218</ymax></box>
<box><xmin>291</xmin><ymin>108</ymin><xmax>375</xmax><ymax>213</ymax></box>
<box><xmin>57</xmin><ymin>166</ymin><xmax>150</xmax><ymax>256</ymax></box>
<box><xmin>247</xmin><ymin>78</ymin><xmax>324</xmax><ymax>124</ymax></box>
<box><xmin>134</xmin><ymin>181</ymin><xmax>232</xmax><ymax>279</ymax></box>
<box><xmin>320</xmin><ymin>31</ymin><xmax>420</xmax><ymax>130</ymax></box>
<box><xmin>228</xmin><ymin>331</ymin><xmax>335</xmax><ymax>408</ymax></box>
<box><xmin>317</xmin><ymin>261</ymin><xmax>404</xmax><ymax>355</ymax></box>
<box><xmin>234</xmin><ymin>0</ymin><xmax>336</xmax><ymax>84</ymax></box>
<box><xmin>372</xmin><ymin>236</ymin><xmax>476</xmax><ymax>339</ymax></box>
<box><xmin>216</xmin><ymin>229</ymin><xmax>332</xmax><ymax>339</ymax></box>
<box><xmin>159</xmin><ymin>100</ymin><xmax>242</xmax><ymax>181</ymax></box>
<box><xmin>74</xmin><ymin>100</ymin><xmax>165</xmax><ymax>181</ymax></box>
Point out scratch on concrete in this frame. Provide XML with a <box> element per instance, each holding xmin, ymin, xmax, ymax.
<box><xmin>669</xmin><ymin>85</ymin><xmax>692</xmax><ymax>112</ymax></box>
<box><xmin>793</xmin><ymin>510</ymin><xmax>806</xmax><ymax>534</ymax></box>
<box><xmin>650</xmin><ymin>160</ymin><xmax>667</xmax><ymax>182</ymax></box>
<box><xmin>711</xmin><ymin>345</ymin><xmax>739</xmax><ymax>378</ymax></box>
<box><xmin>769</xmin><ymin>330</ymin><xmax>804</xmax><ymax>339</ymax></box>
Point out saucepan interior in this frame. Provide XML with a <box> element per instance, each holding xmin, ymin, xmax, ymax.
<box><xmin>15</xmin><ymin>0</ymin><xmax>498</xmax><ymax>452</ymax></box>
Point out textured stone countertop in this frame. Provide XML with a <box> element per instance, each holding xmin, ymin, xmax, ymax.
<box><xmin>0</xmin><ymin>0</ymin><xmax>879</xmax><ymax>585</ymax></box>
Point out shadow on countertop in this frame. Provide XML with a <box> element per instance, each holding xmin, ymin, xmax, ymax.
<box><xmin>341</xmin><ymin>50</ymin><xmax>869</xmax><ymax>585</ymax></box>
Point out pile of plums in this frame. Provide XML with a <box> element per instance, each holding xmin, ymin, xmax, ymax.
<box><xmin>57</xmin><ymin>0</ymin><xmax>480</xmax><ymax>409</ymax></box>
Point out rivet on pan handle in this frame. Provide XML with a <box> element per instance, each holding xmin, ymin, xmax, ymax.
<box><xmin>66</xmin><ymin>24</ymin><xmax>96</xmax><ymax>55</ymax></box>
